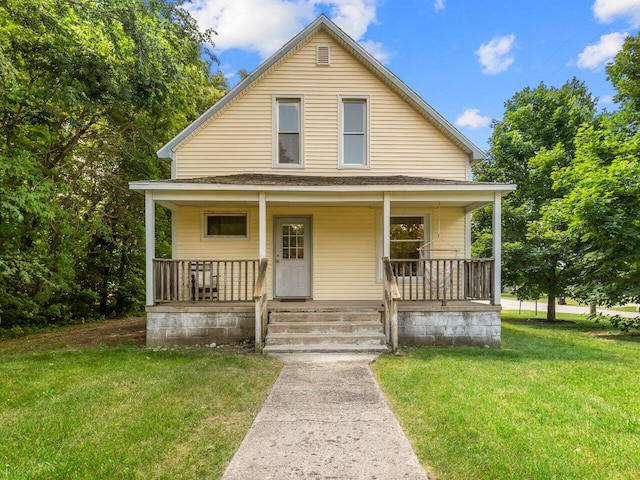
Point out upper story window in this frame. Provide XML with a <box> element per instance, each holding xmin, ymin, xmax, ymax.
<box><xmin>339</xmin><ymin>96</ymin><xmax>369</xmax><ymax>168</ymax></box>
<box><xmin>273</xmin><ymin>96</ymin><xmax>303</xmax><ymax>167</ymax></box>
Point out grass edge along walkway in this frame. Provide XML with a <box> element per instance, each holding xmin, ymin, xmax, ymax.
<box><xmin>0</xmin><ymin>326</ymin><xmax>282</xmax><ymax>480</ymax></box>
<box><xmin>372</xmin><ymin>310</ymin><xmax>640</xmax><ymax>480</ymax></box>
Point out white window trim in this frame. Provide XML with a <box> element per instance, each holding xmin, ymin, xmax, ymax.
<box><xmin>202</xmin><ymin>211</ymin><xmax>250</xmax><ymax>241</ymax></box>
<box><xmin>338</xmin><ymin>95</ymin><xmax>370</xmax><ymax>169</ymax></box>
<box><xmin>272</xmin><ymin>94</ymin><xmax>304</xmax><ymax>169</ymax></box>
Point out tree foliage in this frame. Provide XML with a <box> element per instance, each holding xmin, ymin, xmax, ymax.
<box><xmin>473</xmin><ymin>79</ymin><xmax>597</xmax><ymax>320</ymax></box>
<box><xmin>539</xmin><ymin>35</ymin><xmax>640</xmax><ymax>311</ymax></box>
<box><xmin>0</xmin><ymin>0</ymin><xmax>227</xmax><ymax>328</ymax></box>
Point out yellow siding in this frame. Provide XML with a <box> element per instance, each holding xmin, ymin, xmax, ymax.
<box><xmin>174</xmin><ymin>206</ymin><xmax>260</xmax><ymax>260</ymax></box>
<box><xmin>172</xmin><ymin>204</ymin><xmax>466</xmax><ymax>300</ymax></box>
<box><xmin>175</xmin><ymin>31</ymin><xmax>468</xmax><ymax>180</ymax></box>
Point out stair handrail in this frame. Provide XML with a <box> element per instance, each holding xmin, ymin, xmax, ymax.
<box><xmin>253</xmin><ymin>258</ymin><xmax>269</xmax><ymax>353</ymax></box>
<box><xmin>382</xmin><ymin>257</ymin><xmax>400</xmax><ymax>353</ymax></box>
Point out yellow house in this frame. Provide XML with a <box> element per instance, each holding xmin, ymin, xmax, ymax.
<box><xmin>130</xmin><ymin>15</ymin><xmax>515</xmax><ymax>352</ymax></box>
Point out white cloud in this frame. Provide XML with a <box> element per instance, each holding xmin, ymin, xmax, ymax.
<box><xmin>359</xmin><ymin>39</ymin><xmax>393</xmax><ymax>64</ymax></box>
<box><xmin>185</xmin><ymin>0</ymin><xmax>379</xmax><ymax>58</ymax></box>
<box><xmin>597</xmin><ymin>94</ymin><xmax>614</xmax><ymax>108</ymax></box>
<box><xmin>455</xmin><ymin>109</ymin><xmax>491</xmax><ymax>129</ymax></box>
<box><xmin>434</xmin><ymin>0</ymin><xmax>446</xmax><ymax>11</ymax></box>
<box><xmin>577</xmin><ymin>32</ymin><xmax>628</xmax><ymax>70</ymax></box>
<box><xmin>593</xmin><ymin>0</ymin><xmax>640</xmax><ymax>27</ymax></box>
<box><xmin>475</xmin><ymin>34</ymin><xmax>516</xmax><ymax>75</ymax></box>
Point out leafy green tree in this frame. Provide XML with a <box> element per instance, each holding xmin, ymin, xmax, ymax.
<box><xmin>473</xmin><ymin>79</ymin><xmax>597</xmax><ymax>320</ymax></box>
<box><xmin>539</xmin><ymin>35</ymin><xmax>640</xmax><ymax>316</ymax></box>
<box><xmin>0</xmin><ymin>0</ymin><xmax>227</xmax><ymax>328</ymax></box>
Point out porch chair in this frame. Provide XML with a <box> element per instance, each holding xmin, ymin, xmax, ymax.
<box><xmin>190</xmin><ymin>263</ymin><xmax>218</xmax><ymax>302</ymax></box>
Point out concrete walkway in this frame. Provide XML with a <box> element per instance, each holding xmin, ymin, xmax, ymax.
<box><xmin>222</xmin><ymin>354</ymin><xmax>429</xmax><ymax>480</ymax></box>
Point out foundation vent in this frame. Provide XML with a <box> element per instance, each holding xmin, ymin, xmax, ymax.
<box><xmin>316</xmin><ymin>46</ymin><xmax>330</xmax><ymax>65</ymax></box>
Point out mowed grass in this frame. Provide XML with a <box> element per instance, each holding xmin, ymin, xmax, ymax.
<box><xmin>373</xmin><ymin>311</ymin><xmax>640</xmax><ymax>480</ymax></box>
<box><xmin>0</xmin><ymin>324</ymin><xmax>281</xmax><ymax>479</ymax></box>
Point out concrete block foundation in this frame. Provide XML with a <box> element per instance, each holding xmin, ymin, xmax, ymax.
<box><xmin>398</xmin><ymin>306</ymin><xmax>501</xmax><ymax>347</ymax></box>
<box><xmin>146</xmin><ymin>304</ymin><xmax>254</xmax><ymax>347</ymax></box>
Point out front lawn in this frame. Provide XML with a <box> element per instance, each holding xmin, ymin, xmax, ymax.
<box><xmin>0</xmin><ymin>320</ymin><xmax>281</xmax><ymax>480</ymax></box>
<box><xmin>373</xmin><ymin>311</ymin><xmax>640</xmax><ymax>480</ymax></box>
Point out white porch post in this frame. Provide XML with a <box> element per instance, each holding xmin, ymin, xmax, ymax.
<box><xmin>145</xmin><ymin>191</ymin><xmax>156</xmax><ymax>306</ymax></box>
<box><xmin>383</xmin><ymin>192</ymin><xmax>390</xmax><ymax>258</ymax></box>
<box><xmin>259</xmin><ymin>192</ymin><xmax>267</xmax><ymax>259</ymax></box>
<box><xmin>492</xmin><ymin>192</ymin><xmax>503</xmax><ymax>306</ymax></box>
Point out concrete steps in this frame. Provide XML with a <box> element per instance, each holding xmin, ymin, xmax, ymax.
<box><xmin>263</xmin><ymin>309</ymin><xmax>388</xmax><ymax>354</ymax></box>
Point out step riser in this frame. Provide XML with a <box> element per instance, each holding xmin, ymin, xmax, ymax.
<box><xmin>268</xmin><ymin>323</ymin><xmax>383</xmax><ymax>334</ymax></box>
<box><xmin>269</xmin><ymin>312</ymin><xmax>381</xmax><ymax>323</ymax></box>
<box><xmin>266</xmin><ymin>334</ymin><xmax>386</xmax><ymax>347</ymax></box>
<box><xmin>263</xmin><ymin>345</ymin><xmax>388</xmax><ymax>354</ymax></box>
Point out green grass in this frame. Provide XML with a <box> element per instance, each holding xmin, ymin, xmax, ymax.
<box><xmin>610</xmin><ymin>306</ymin><xmax>639</xmax><ymax>313</ymax></box>
<box><xmin>373</xmin><ymin>311</ymin><xmax>640</xmax><ymax>480</ymax></box>
<box><xmin>0</xmin><ymin>329</ymin><xmax>281</xmax><ymax>479</ymax></box>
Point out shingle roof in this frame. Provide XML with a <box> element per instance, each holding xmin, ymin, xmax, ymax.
<box><xmin>165</xmin><ymin>174</ymin><xmax>496</xmax><ymax>187</ymax></box>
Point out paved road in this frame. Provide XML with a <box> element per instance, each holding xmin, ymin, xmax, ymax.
<box><xmin>500</xmin><ymin>298</ymin><xmax>639</xmax><ymax>318</ymax></box>
<box><xmin>222</xmin><ymin>353</ymin><xmax>429</xmax><ymax>480</ymax></box>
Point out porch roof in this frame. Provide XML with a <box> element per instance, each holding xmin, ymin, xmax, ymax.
<box><xmin>130</xmin><ymin>174</ymin><xmax>515</xmax><ymax>193</ymax></box>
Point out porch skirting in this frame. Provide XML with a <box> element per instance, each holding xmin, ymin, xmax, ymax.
<box><xmin>146</xmin><ymin>301</ymin><xmax>501</xmax><ymax>348</ymax></box>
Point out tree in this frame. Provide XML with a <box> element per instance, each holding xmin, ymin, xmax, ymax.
<box><xmin>473</xmin><ymin>79</ymin><xmax>597</xmax><ymax>320</ymax></box>
<box><xmin>0</xmin><ymin>0</ymin><xmax>227</xmax><ymax>328</ymax></box>
<box><xmin>538</xmin><ymin>35</ymin><xmax>640</xmax><ymax>313</ymax></box>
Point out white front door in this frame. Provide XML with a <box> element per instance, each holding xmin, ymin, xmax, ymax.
<box><xmin>274</xmin><ymin>216</ymin><xmax>312</xmax><ymax>298</ymax></box>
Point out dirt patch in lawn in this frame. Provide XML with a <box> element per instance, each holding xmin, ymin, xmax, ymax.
<box><xmin>0</xmin><ymin>317</ymin><xmax>147</xmax><ymax>355</ymax></box>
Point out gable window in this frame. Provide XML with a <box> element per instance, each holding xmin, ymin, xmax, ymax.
<box><xmin>203</xmin><ymin>213</ymin><xmax>248</xmax><ymax>239</ymax></box>
<box><xmin>339</xmin><ymin>96</ymin><xmax>369</xmax><ymax>167</ymax></box>
<box><xmin>273</xmin><ymin>96</ymin><xmax>303</xmax><ymax>167</ymax></box>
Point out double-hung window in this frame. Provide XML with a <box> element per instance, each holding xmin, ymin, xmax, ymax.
<box><xmin>274</xmin><ymin>96</ymin><xmax>303</xmax><ymax>167</ymax></box>
<box><xmin>339</xmin><ymin>96</ymin><xmax>369</xmax><ymax>167</ymax></box>
<box><xmin>390</xmin><ymin>216</ymin><xmax>425</xmax><ymax>260</ymax></box>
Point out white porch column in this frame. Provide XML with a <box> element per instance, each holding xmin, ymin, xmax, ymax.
<box><xmin>259</xmin><ymin>192</ymin><xmax>267</xmax><ymax>259</ymax></box>
<box><xmin>383</xmin><ymin>192</ymin><xmax>390</xmax><ymax>258</ymax></box>
<box><xmin>492</xmin><ymin>192</ymin><xmax>503</xmax><ymax>306</ymax></box>
<box><xmin>145</xmin><ymin>191</ymin><xmax>156</xmax><ymax>306</ymax></box>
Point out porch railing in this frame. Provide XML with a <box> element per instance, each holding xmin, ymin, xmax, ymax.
<box><xmin>382</xmin><ymin>257</ymin><xmax>400</xmax><ymax>353</ymax></box>
<box><xmin>390</xmin><ymin>258</ymin><xmax>494</xmax><ymax>303</ymax></box>
<box><xmin>253</xmin><ymin>258</ymin><xmax>269</xmax><ymax>353</ymax></box>
<box><xmin>153</xmin><ymin>259</ymin><xmax>260</xmax><ymax>303</ymax></box>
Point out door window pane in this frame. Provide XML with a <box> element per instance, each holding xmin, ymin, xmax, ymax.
<box><xmin>282</xmin><ymin>223</ymin><xmax>304</xmax><ymax>260</ymax></box>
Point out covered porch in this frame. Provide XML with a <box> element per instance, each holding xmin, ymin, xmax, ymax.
<box><xmin>131</xmin><ymin>174</ymin><xmax>514</xmax><ymax>351</ymax></box>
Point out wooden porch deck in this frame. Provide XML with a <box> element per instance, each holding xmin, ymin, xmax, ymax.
<box><xmin>147</xmin><ymin>299</ymin><xmax>499</xmax><ymax>312</ymax></box>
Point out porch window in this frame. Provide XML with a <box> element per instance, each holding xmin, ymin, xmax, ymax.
<box><xmin>390</xmin><ymin>216</ymin><xmax>424</xmax><ymax>260</ymax></box>
<box><xmin>339</xmin><ymin>96</ymin><xmax>369</xmax><ymax>167</ymax></box>
<box><xmin>274</xmin><ymin>96</ymin><xmax>303</xmax><ymax>166</ymax></box>
<box><xmin>203</xmin><ymin>213</ymin><xmax>248</xmax><ymax>238</ymax></box>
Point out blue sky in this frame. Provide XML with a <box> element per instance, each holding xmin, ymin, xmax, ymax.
<box><xmin>185</xmin><ymin>0</ymin><xmax>640</xmax><ymax>151</ymax></box>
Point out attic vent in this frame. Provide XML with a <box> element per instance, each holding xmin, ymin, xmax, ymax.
<box><xmin>316</xmin><ymin>46</ymin><xmax>330</xmax><ymax>65</ymax></box>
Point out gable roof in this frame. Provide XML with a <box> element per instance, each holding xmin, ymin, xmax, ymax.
<box><xmin>157</xmin><ymin>14</ymin><xmax>486</xmax><ymax>163</ymax></box>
